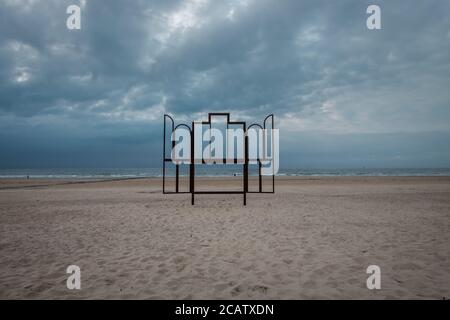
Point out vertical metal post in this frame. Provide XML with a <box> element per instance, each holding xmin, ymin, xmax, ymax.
<box><xmin>190</xmin><ymin>121</ymin><xmax>195</xmax><ymax>205</ymax></box>
<box><xmin>176</xmin><ymin>164</ymin><xmax>179</xmax><ymax>193</ymax></box>
<box><xmin>272</xmin><ymin>115</ymin><xmax>275</xmax><ymax>193</ymax></box>
<box><xmin>163</xmin><ymin>116</ymin><xmax>166</xmax><ymax>193</ymax></box>
<box><xmin>244</xmin><ymin>123</ymin><xmax>248</xmax><ymax>206</ymax></box>
<box><xmin>172</xmin><ymin>128</ymin><xmax>177</xmax><ymax>194</ymax></box>
<box><xmin>259</xmin><ymin>160</ymin><xmax>262</xmax><ymax>192</ymax></box>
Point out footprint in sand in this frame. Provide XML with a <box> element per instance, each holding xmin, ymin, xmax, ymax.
<box><xmin>231</xmin><ymin>284</ymin><xmax>269</xmax><ymax>297</ymax></box>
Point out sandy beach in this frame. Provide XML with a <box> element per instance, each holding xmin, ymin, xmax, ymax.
<box><xmin>0</xmin><ymin>176</ymin><xmax>449</xmax><ymax>299</ymax></box>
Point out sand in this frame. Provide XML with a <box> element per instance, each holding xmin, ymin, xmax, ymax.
<box><xmin>0</xmin><ymin>176</ymin><xmax>449</xmax><ymax>299</ymax></box>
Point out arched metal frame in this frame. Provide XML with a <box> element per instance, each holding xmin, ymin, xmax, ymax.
<box><xmin>163</xmin><ymin>113</ymin><xmax>275</xmax><ymax>205</ymax></box>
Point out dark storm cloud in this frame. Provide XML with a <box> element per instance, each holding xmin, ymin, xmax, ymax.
<box><xmin>1</xmin><ymin>0</ymin><xmax>450</xmax><ymax>167</ymax></box>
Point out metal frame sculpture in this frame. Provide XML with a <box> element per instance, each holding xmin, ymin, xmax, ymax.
<box><xmin>163</xmin><ymin>113</ymin><xmax>275</xmax><ymax>205</ymax></box>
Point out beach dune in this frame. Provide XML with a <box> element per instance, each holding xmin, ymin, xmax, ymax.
<box><xmin>0</xmin><ymin>176</ymin><xmax>449</xmax><ymax>299</ymax></box>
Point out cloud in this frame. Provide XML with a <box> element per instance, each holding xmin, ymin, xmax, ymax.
<box><xmin>0</xmin><ymin>0</ymin><xmax>450</xmax><ymax>167</ymax></box>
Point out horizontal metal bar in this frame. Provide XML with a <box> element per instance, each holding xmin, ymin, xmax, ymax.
<box><xmin>163</xmin><ymin>191</ymin><xmax>191</xmax><ymax>194</ymax></box>
<box><xmin>196</xmin><ymin>121</ymin><xmax>246</xmax><ymax>125</ymax></box>
<box><xmin>247</xmin><ymin>191</ymin><xmax>275</xmax><ymax>194</ymax></box>
<box><xmin>208</xmin><ymin>113</ymin><xmax>230</xmax><ymax>116</ymax></box>
<box><xmin>193</xmin><ymin>191</ymin><xmax>245</xmax><ymax>194</ymax></box>
<box><xmin>166</xmin><ymin>158</ymin><xmax>247</xmax><ymax>164</ymax></box>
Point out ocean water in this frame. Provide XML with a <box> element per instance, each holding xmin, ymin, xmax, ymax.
<box><xmin>0</xmin><ymin>167</ymin><xmax>450</xmax><ymax>179</ymax></box>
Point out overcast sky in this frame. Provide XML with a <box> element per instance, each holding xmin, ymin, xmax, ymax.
<box><xmin>1</xmin><ymin>0</ymin><xmax>450</xmax><ymax>168</ymax></box>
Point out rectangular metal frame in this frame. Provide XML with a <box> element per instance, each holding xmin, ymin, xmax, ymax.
<box><xmin>163</xmin><ymin>113</ymin><xmax>275</xmax><ymax>205</ymax></box>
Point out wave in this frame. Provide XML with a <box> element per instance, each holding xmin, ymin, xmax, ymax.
<box><xmin>1</xmin><ymin>168</ymin><xmax>450</xmax><ymax>179</ymax></box>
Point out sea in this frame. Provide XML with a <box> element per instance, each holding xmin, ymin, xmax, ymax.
<box><xmin>0</xmin><ymin>167</ymin><xmax>450</xmax><ymax>179</ymax></box>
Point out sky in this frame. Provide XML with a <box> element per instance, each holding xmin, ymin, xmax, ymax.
<box><xmin>1</xmin><ymin>0</ymin><xmax>450</xmax><ymax>169</ymax></box>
